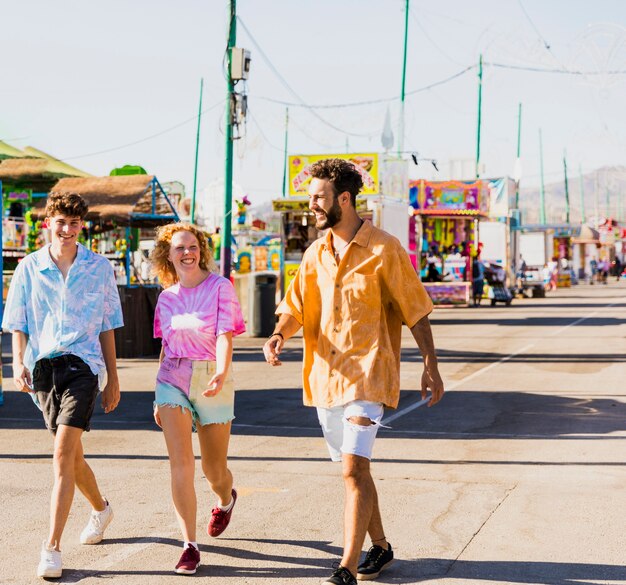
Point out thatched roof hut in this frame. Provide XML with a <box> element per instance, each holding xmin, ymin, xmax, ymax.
<box><xmin>32</xmin><ymin>175</ymin><xmax>179</xmax><ymax>227</ymax></box>
<box><xmin>0</xmin><ymin>140</ymin><xmax>27</xmax><ymax>160</ymax></box>
<box><xmin>0</xmin><ymin>154</ymin><xmax>91</xmax><ymax>191</ymax></box>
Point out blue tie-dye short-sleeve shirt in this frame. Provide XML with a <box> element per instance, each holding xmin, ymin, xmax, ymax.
<box><xmin>2</xmin><ymin>243</ymin><xmax>124</xmax><ymax>378</ymax></box>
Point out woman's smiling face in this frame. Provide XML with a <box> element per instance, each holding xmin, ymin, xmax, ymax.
<box><xmin>168</xmin><ymin>229</ymin><xmax>202</xmax><ymax>277</ymax></box>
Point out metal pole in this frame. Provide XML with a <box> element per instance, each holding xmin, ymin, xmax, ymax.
<box><xmin>191</xmin><ymin>77</ymin><xmax>204</xmax><ymax>224</ymax></box>
<box><xmin>594</xmin><ymin>171</ymin><xmax>599</xmax><ymax>229</ymax></box>
<box><xmin>282</xmin><ymin>107</ymin><xmax>289</xmax><ymax>198</ymax></box>
<box><xmin>578</xmin><ymin>164</ymin><xmax>586</xmax><ymax>224</ymax></box>
<box><xmin>398</xmin><ymin>0</ymin><xmax>409</xmax><ymax>157</ymax></box>
<box><xmin>515</xmin><ymin>102</ymin><xmax>522</xmax><ymax>209</ymax></box>
<box><xmin>539</xmin><ymin>129</ymin><xmax>546</xmax><ymax>225</ymax></box>
<box><xmin>221</xmin><ymin>0</ymin><xmax>236</xmax><ymax>278</ymax></box>
<box><xmin>563</xmin><ymin>150</ymin><xmax>570</xmax><ymax>224</ymax></box>
<box><xmin>475</xmin><ymin>54</ymin><xmax>483</xmax><ymax>179</ymax></box>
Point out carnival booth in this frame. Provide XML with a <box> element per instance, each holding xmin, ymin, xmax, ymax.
<box><xmin>552</xmin><ymin>227</ymin><xmax>575</xmax><ymax>287</ymax></box>
<box><xmin>410</xmin><ymin>179</ymin><xmax>489</xmax><ymax>307</ymax></box>
<box><xmin>273</xmin><ymin>153</ymin><xmax>411</xmax><ymax>296</ymax></box>
<box><xmin>571</xmin><ymin>225</ymin><xmax>600</xmax><ymax>282</ymax></box>
<box><xmin>32</xmin><ymin>175</ymin><xmax>180</xmax><ymax>357</ymax></box>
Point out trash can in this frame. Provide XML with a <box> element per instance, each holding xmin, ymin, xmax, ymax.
<box><xmin>252</xmin><ymin>273</ymin><xmax>277</xmax><ymax>337</ymax></box>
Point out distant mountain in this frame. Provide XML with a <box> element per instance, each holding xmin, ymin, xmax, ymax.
<box><xmin>519</xmin><ymin>166</ymin><xmax>626</xmax><ymax>224</ymax></box>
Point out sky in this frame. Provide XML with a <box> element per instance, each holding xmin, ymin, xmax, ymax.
<box><xmin>3</xmin><ymin>0</ymin><xmax>626</xmax><ymax>214</ymax></box>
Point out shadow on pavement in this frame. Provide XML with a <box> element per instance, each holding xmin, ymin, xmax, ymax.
<box><xmin>403</xmin><ymin>347</ymin><xmax>626</xmax><ymax>364</ymax></box>
<box><xmin>412</xmin><ymin>558</ymin><xmax>626</xmax><ymax>585</ymax></box>
<box><xmin>432</xmin><ymin>316</ymin><xmax>625</xmax><ymax>327</ymax></box>
<box><xmin>1</xmin><ymin>388</ymin><xmax>624</xmax><ymax>441</ymax></box>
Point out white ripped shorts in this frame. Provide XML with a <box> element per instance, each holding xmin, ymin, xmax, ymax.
<box><xmin>316</xmin><ymin>400</ymin><xmax>385</xmax><ymax>462</ymax></box>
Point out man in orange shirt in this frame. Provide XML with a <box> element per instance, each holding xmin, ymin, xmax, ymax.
<box><xmin>263</xmin><ymin>158</ymin><xmax>444</xmax><ymax>585</ymax></box>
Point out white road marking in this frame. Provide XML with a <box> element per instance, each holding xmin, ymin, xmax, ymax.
<box><xmin>383</xmin><ymin>302</ymin><xmax>619</xmax><ymax>425</ymax></box>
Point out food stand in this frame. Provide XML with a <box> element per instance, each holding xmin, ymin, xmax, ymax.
<box><xmin>273</xmin><ymin>153</ymin><xmax>411</xmax><ymax>296</ymax></box>
<box><xmin>571</xmin><ymin>225</ymin><xmax>600</xmax><ymax>281</ymax></box>
<box><xmin>410</xmin><ymin>179</ymin><xmax>489</xmax><ymax>307</ymax></box>
<box><xmin>32</xmin><ymin>175</ymin><xmax>179</xmax><ymax>357</ymax></box>
<box><xmin>552</xmin><ymin>227</ymin><xmax>575</xmax><ymax>287</ymax></box>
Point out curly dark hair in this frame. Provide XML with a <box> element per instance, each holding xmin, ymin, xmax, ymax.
<box><xmin>309</xmin><ymin>158</ymin><xmax>363</xmax><ymax>206</ymax></box>
<box><xmin>45</xmin><ymin>192</ymin><xmax>89</xmax><ymax>219</ymax></box>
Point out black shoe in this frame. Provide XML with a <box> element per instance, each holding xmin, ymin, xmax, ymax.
<box><xmin>323</xmin><ymin>565</ymin><xmax>357</xmax><ymax>585</ymax></box>
<box><xmin>357</xmin><ymin>543</ymin><xmax>394</xmax><ymax>580</ymax></box>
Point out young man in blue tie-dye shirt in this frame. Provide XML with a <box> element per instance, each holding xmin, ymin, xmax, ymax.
<box><xmin>2</xmin><ymin>192</ymin><xmax>124</xmax><ymax>579</ymax></box>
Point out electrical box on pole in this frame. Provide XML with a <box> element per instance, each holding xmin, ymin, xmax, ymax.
<box><xmin>230</xmin><ymin>48</ymin><xmax>251</xmax><ymax>80</ymax></box>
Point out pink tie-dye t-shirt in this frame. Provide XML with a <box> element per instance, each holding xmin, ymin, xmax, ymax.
<box><xmin>154</xmin><ymin>273</ymin><xmax>245</xmax><ymax>360</ymax></box>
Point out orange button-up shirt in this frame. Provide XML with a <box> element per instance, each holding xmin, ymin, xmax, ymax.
<box><xmin>276</xmin><ymin>220</ymin><xmax>433</xmax><ymax>409</ymax></box>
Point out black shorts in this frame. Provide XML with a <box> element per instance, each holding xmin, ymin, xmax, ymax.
<box><xmin>33</xmin><ymin>355</ymin><xmax>99</xmax><ymax>435</ymax></box>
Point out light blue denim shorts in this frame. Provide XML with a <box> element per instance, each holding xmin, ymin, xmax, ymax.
<box><xmin>316</xmin><ymin>400</ymin><xmax>385</xmax><ymax>462</ymax></box>
<box><xmin>154</xmin><ymin>359</ymin><xmax>235</xmax><ymax>426</ymax></box>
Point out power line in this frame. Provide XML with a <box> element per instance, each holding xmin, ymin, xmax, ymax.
<box><xmin>237</xmin><ymin>17</ymin><xmax>378</xmax><ymax>137</ymax></box>
<box><xmin>517</xmin><ymin>0</ymin><xmax>551</xmax><ymax>51</ymax></box>
<box><xmin>257</xmin><ymin>65</ymin><xmax>476</xmax><ymax>109</ymax></box>
<box><xmin>409</xmin><ymin>4</ymin><xmax>465</xmax><ymax>66</ymax></box>
<box><xmin>487</xmin><ymin>61</ymin><xmax>626</xmax><ymax>75</ymax></box>
<box><xmin>61</xmin><ymin>99</ymin><xmax>225</xmax><ymax>161</ymax></box>
<box><xmin>247</xmin><ymin>108</ymin><xmax>284</xmax><ymax>152</ymax></box>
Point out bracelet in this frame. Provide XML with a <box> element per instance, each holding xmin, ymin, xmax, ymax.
<box><xmin>270</xmin><ymin>332</ymin><xmax>284</xmax><ymax>340</ymax></box>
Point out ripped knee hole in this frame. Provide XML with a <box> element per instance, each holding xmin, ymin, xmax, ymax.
<box><xmin>346</xmin><ymin>415</ymin><xmax>376</xmax><ymax>426</ymax></box>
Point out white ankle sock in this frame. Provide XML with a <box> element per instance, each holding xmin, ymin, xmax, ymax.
<box><xmin>184</xmin><ymin>541</ymin><xmax>198</xmax><ymax>550</ymax></box>
<box><xmin>217</xmin><ymin>497</ymin><xmax>234</xmax><ymax>512</ymax></box>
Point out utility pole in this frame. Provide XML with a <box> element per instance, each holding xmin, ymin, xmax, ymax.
<box><xmin>578</xmin><ymin>164</ymin><xmax>586</xmax><ymax>224</ymax></box>
<box><xmin>539</xmin><ymin>129</ymin><xmax>546</xmax><ymax>225</ymax></box>
<box><xmin>475</xmin><ymin>54</ymin><xmax>483</xmax><ymax>179</ymax></box>
<box><xmin>515</xmin><ymin>102</ymin><xmax>522</xmax><ymax>209</ymax></box>
<box><xmin>222</xmin><ymin>0</ymin><xmax>237</xmax><ymax>278</ymax></box>
<box><xmin>398</xmin><ymin>0</ymin><xmax>409</xmax><ymax>157</ymax></box>
<box><xmin>594</xmin><ymin>171</ymin><xmax>599</xmax><ymax>228</ymax></box>
<box><xmin>282</xmin><ymin>107</ymin><xmax>289</xmax><ymax>198</ymax></box>
<box><xmin>191</xmin><ymin>77</ymin><xmax>204</xmax><ymax>224</ymax></box>
<box><xmin>563</xmin><ymin>150</ymin><xmax>570</xmax><ymax>224</ymax></box>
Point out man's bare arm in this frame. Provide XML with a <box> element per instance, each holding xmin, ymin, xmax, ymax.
<box><xmin>99</xmin><ymin>329</ymin><xmax>120</xmax><ymax>413</ymax></box>
<box><xmin>262</xmin><ymin>313</ymin><xmax>302</xmax><ymax>366</ymax></box>
<box><xmin>12</xmin><ymin>330</ymin><xmax>31</xmax><ymax>391</ymax></box>
<box><xmin>410</xmin><ymin>315</ymin><xmax>444</xmax><ymax>407</ymax></box>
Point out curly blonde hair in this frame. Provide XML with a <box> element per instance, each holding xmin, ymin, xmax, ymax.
<box><xmin>150</xmin><ymin>222</ymin><xmax>217</xmax><ymax>288</ymax></box>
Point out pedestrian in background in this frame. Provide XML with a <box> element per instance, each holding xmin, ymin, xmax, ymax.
<box><xmin>472</xmin><ymin>254</ymin><xmax>485</xmax><ymax>306</ymax></box>
<box><xmin>589</xmin><ymin>258</ymin><xmax>598</xmax><ymax>285</ymax></box>
<box><xmin>2</xmin><ymin>192</ymin><xmax>123</xmax><ymax>579</ymax></box>
<box><xmin>151</xmin><ymin>223</ymin><xmax>245</xmax><ymax>575</ymax></box>
<box><xmin>263</xmin><ymin>159</ymin><xmax>444</xmax><ymax>585</ymax></box>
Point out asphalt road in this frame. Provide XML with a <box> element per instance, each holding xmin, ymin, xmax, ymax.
<box><xmin>1</xmin><ymin>282</ymin><xmax>625</xmax><ymax>585</ymax></box>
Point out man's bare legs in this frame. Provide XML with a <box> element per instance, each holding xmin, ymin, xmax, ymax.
<box><xmin>48</xmin><ymin>425</ymin><xmax>83</xmax><ymax>549</ymax></box>
<box><xmin>339</xmin><ymin>416</ymin><xmax>388</xmax><ymax>576</ymax></box>
<box><xmin>74</xmin><ymin>440</ymin><xmax>106</xmax><ymax>512</ymax></box>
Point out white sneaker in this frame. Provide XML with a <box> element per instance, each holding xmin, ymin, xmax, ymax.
<box><xmin>37</xmin><ymin>541</ymin><xmax>62</xmax><ymax>579</ymax></box>
<box><xmin>80</xmin><ymin>499</ymin><xmax>114</xmax><ymax>544</ymax></box>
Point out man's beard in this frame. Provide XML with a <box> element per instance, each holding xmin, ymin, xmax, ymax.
<box><xmin>315</xmin><ymin>199</ymin><xmax>342</xmax><ymax>229</ymax></box>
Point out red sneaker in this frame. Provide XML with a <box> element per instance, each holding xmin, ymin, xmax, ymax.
<box><xmin>207</xmin><ymin>488</ymin><xmax>237</xmax><ymax>537</ymax></box>
<box><xmin>175</xmin><ymin>544</ymin><xmax>200</xmax><ymax>575</ymax></box>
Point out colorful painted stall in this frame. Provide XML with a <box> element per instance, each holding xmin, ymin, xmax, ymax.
<box><xmin>410</xmin><ymin>179</ymin><xmax>489</xmax><ymax>306</ymax></box>
<box><xmin>273</xmin><ymin>153</ymin><xmax>411</xmax><ymax>296</ymax></box>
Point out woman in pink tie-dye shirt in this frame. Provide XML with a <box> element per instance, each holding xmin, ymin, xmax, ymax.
<box><xmin>150</xmin><ymin>223</ymin><xmax>245</xmax><ymax>575</ymax></box>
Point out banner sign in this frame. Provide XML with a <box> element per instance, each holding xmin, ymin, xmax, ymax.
<box><xmin>409</xmin><ymin>180</ymin><xmax>488</xmax><ymax>215</ymax></box>
<box><xmin>289</xmin><ymin>153</ymin><xmax>379</xmax><ymax>196</ymax></box>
